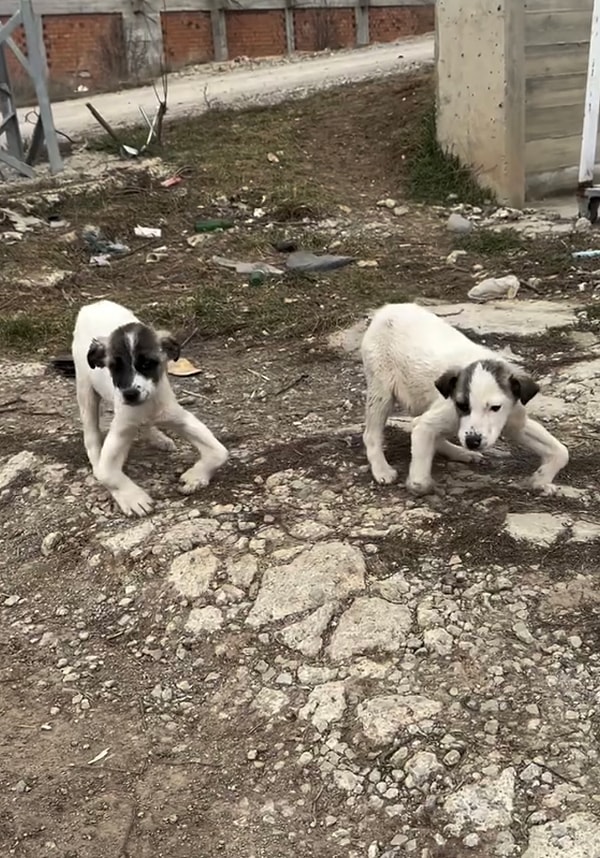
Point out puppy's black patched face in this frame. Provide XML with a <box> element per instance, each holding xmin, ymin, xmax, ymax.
<box><xmin>87</xmin><ymin>322</ymin><xmax>180</xmax><ymax>406</ymax></box>
<box><xmin>435</xmin><ymin>359</ymin><xmax>539</xmax><ymax>451</ymax></box>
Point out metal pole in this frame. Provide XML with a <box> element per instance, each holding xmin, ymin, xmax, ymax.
<box><xmin>578</xmin><ymin>0</ymin><xmax>600</xmax><ymax>185</ymax></box>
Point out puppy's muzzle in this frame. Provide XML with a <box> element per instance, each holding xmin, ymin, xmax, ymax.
<box><xmin>465</xmin><ymin>432</ymin><xmax>482</xmax><ymax>451</ymax></box>
<box><xmin>122</xmin><ymin>388</ymin><xmax>142</xmax><ymax>405</ymax></box>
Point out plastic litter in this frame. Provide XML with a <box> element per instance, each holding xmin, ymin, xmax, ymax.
<box><xmin>168</xmin><ymin>358</ymin><xmax>202</xmax><ymax>377</ymax></box>
<box><xmin>285</xmin><ymin>250</ymin><xmax>355</xmax><ymax>273</ymax></box>
<box><xmin>212</xmin><ymin>255</ymin><xmax>283</xmax><ymax>276</ymax></box>
<box><xmin>447</xmin><ymin>213</ymin><xmax>473</xmax><ymax>234</ymax></box>
<box><xmin>82</xmin><ymin>226</ymin><xmax>129</xmax><ymax>259</ymax></box>
<box><xmin>146</xmin><ymin>249</ymin><xmax>169</xmax><ymax>263</ymax></box>
<box><xmin>134</xmin><ymin>225</ymin><xmax>162</xmax><ymax>238</ymax></box>
<box><xmin>572</xmin><ymin>249</ymin><xmax>600</xmax><ymax>258</ymax></box>
<box><xmin>194</xmin><ymin>219</ymin><xmax>234</xmax><ymax>233</ymax></box>
<box><xmin>468</xmin><ymin>274</ymin><xmax>520</xmax><ymax>303</ymax></box>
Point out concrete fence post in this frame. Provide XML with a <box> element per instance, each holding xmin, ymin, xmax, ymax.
<box><xmin>285</xmin><ymin>0</ymin><xmax>296</xmax><ymax>54</ymax></box>
<box><xmin>210</xmin><ymin>0</ymin><xmax>228</xmax><ymax>62</ymax></box>
<box><xmin>122</xmin><ymin>0</ymin><xmax>165</xmax><ymax>78</ymax></box>
<box><xmin>355</xmin><ymin>0</ymin><xmax>369</xmax><ymax>47</ymax></box>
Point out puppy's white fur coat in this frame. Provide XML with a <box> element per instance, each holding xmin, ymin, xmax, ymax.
<box><xmin>73</xmin><ymin>300</ymin><xmax>228</xmax><ymax>516</ymax></box>
<box><xmin>361</xmin><ymin>303</ymin><xmax>569</xmax><ymax>494</ymax></box>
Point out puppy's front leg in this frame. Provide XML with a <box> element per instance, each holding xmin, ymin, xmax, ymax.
<box><xmin>406</xmin><ymin>416</ymin><xmax>437</xmax><ymax>495</ymax></box>
<box><xmin>504</xmin><ymin>415</ymin><xmax>569</xmax><ymax>492</ymax></box>
<box><xmin>163</xmin><ymin>406</ymin><xmax>228</xmax><ymax>494</ymax></box>
<box><xmin>94</xmin><ymin>421</ymin><xmax>154</xmax><ymax>517</ymax></box>
<box><xmin>76</xmin><ymin>379</ymin><xmax>102</xmax><ymax>469</ymax></box>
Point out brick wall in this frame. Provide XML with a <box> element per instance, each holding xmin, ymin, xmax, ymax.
<box><xmin>161</xmin><ymin>11</ymin><xmax>213</xmax><ymax>67</ymax></box>
<box><xmin>43</xmin><ymin>13</ymin><xmax>123</xmax><ymax>82</ymax></box>
<box><xmin>227</xmin><ymin>10</ymin><xmax>287</xmax><ymax>58</ymax></box>
<box><xmin>3</xmin><ymin>4</ymin><xmax>433</xmax><ymax>94</ymax></box>
<box><xmin>294</xmin><ymin>8</ymin><xmax>356</xmax><ymax>52</ymax></box>
<box><xmin>369</xmin><ymin>6</ymin><xmax>434</xmax><ymax>42</ymax></box>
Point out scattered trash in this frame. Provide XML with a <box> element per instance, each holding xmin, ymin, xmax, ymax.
<box><xmin>134</xmin><ymin>225</ymin><xmax>162</xmax><ymax>239</ymax></box>
<box><xmin>87</xmin><ymin>748</ymin><xmax>110</xmax><ymax>765</ymax></box>
<box><xmin>49</xmin><ymin>355</ymin><xmax>76</xmax><ymax>377</ymax></box>
<box><xmin>161</xmin><ymin>176</ymin><xmax>182</xmax><ymax>188</ymax></box>
<box><xmin>267</xmin><ymin>152</ymin><xmax>280</xmax><ymax>164</ymax></box>
<box><xmin>194</xmin><ymin>219</ymin><xmax>234</xmax><ymax>233</ymax></box>
<box><xmin>393</xmin><ymin>206</ymin><xmax>409</xmax><ymax>217</ymax></box>
<box><xmin>168</xmin><ymin>358</ymin><xmax>202</xmax><ymax>377</ymax></box>
<box><xmin>572</xmin><ymin>249</ymin><xmax>600</xmax><ymax>259</ymax></box>
<box><xmin>574</xmin><ymin>217</ymin><xmax>593</xmax><ymax>233</ymax></box>
<box><xmin>249</xmin><ymin>271</ymin><xmax>265</xmax><ymax>286</ymax></box>
<box><xmin>187</xmin><ymin>234</ymin><xmax>207</xmax><ymax>248</ymax></box>
<box><xmin>357</xmin><ymin>259</ymin><xmax>379</xmax><ymax>268</ymax></box>
<box><xmin>273</xmin><ymin>239</ymin><xmax>298</xmax><ymax>253</ymax></box>
<box><xmin>146</xmin><ymin>249</ymin><xmax>169</xmax><ymax>263</ymax></box>
<box><xmin>81</xmin><ymin>226</ymin><xmax>130</xmax><ymax>261</ymax></box>
<box><xmin>285</xmin><ymin>250</ymin><xmax>355</xmax><ymax>273</ymax></box>
<box><xmin>1</xmin><ymin>207</ymin><xmax>43</xmax><ymax>233</ymax></box>
<box><xmin>446</xmin><ymin>249</ymin><xmax>468</xmax><ymax>265</ymax></box>
<box><xmin>0</xmin><ymin>231</ymin><xmax>23</xmax><ymax>243</ymax></box>
<box><xmin>468</xmin><ymin>274</ymin><xmax>520</xmax><ymax>303</ymax></box>
<box><xmin>90</xmin><ymin>254</ymin><xmax>112</xmax><ymax>267</ymax></box>
<box><xmin>212</xmin><ymin>255</ymin><xmax>283</xmax><ymax>276</ymax></box>
<box><xmin>48</xmin><ymin>215</ymin><xmax>67</xmax><ymax>229</ymax></box>
<box><xmin>377</xmin><ymin>198</ymin><xmax>398</xmax><ymax>209</ymax></box>
<box><xmin>447</xmin><ymin>213</ymin><xmax>473</xmax><ymax>234</ymax></box>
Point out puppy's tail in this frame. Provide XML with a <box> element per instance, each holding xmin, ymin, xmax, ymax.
<box><xmin>49</xmin><ymin>355</ymin><xmax>76</xmax><ymax>377</ymax></box>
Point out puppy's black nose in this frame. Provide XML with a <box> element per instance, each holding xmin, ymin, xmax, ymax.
<box><xmin>465</xmin><ymin>434</ymin><xmax>481</xmax><ymax>450</ymax></box>
<box><xmin>122</xmin><ymin>388</ymin><xmax>140</xmax><ymax>404</ymax></box>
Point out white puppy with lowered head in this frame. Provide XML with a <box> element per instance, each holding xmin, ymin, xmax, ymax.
<box><xmin>361</xmin><ymin>302</ymin><xmax>569</xmax><ymax>495</ymax></box>
<box><xmin>72</xmin><ymin>300</ymin><xmax>228</xmax><ymax>517</ymax></box>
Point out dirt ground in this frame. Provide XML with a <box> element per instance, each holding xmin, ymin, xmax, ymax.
<box><xmin>1</xmin><ymin>70</ymin><xmax>600</xmax><ymax>858</ymax></box>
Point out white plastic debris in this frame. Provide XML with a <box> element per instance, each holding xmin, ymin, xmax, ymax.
<box><xmin>468</xmin><ymin>275</ymin><xmax>520</xmax><ymax>303</ymax></box>
<box><xmin>134</xmin><ymin>226</ymin><xmax>162</xmax><ymax>238</ymax></box>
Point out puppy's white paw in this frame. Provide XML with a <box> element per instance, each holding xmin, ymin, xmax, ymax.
<box><xmin>113</xmin><ymin>486</ymin><xmax>154</xmax><ymax>517</ymax></box>
<box><xmin>530</xmin><ymin>478</ymin><xmax>558</xmax><ymax>496</ymax></box>
<box><xmin>465</xmin><ymin>450</ymin><xmax>485</xmax><ymax>463</ymax></box>
<box><xmin>406</xmin><ymin>477</ymin><xmax>435</xmax><ymax>496</ymax></box>
<box><xmin>178</xmin><ymin>466</ymin><xmax>211</xmax><ymax>495</ymax></box>
<box><xmin>372</xmin><ymin>465</ymin><xmax>398</xmax><ymax>485</ymax></box>
<box><xmin>148</xmin><ymin>430</ymin><xmax>177</xmax><ymax>452</ymax></box>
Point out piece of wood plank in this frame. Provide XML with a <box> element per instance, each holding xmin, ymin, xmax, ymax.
<box><xmin>525</xmin><ymin>11</ymin><xmax>593</xmax><ymax>47</ymax></box>
<box><xmin>525</xmin><ymin>132</ymin><xmax>599</xmax><ymax>171</ymax></box>
<box><xmin>525</xmin><ymin>0</ymin><xmax>592</xmax><ymax>12</ymax></box>
<box><xmin>526</xmin><ymin>43</ymin><xmax>589</xmax><ymax>78</ymax></box>
<box><xmin>526</xmin><ymin>103</ymin><xmax>584</xmax><ymax>142</ymax></box>
<box><xmin>526</xmin><ymin>72</ymin><xmax>587</xmax><ymax>109</ymax></box>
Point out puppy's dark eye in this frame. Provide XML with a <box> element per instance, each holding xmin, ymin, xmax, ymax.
<box><xmin>139</xmin><ymin>359</ymin><xmax>158</xmax><ymax>373</ymax></box>
<box><xmin>490</xmin><ymin>405</ymin><xmax>501</xmax><ymax>413</ymax></box>
<box><xmin>456</xmin><ymin>401</ymin><xmax>469</xmax><ymax>415</ymax></box>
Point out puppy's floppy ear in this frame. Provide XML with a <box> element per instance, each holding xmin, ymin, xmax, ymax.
<box><xmin>87</xmin><ymin>338</ymin><xmax>107</xmax><ymax>369</ymax></box>
<box><xmin>510</xmin><ymin>373</ymin><xmax>539</xmax><ymax>405</ymax></box>
<box><xmin>157</xmin><ymin>331</ymin><xmax>180</xmax><ymax>362</ymax></box>
<box><xmin>435</xmin><ymin>369</ymin><xmax>459</xmax><ymax>399</ymax></box>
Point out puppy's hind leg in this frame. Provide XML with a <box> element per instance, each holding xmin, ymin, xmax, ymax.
<box><xmin>163</xmin><ymin>405</ymin><xmax>228</xmax><ymax>494</ymax></box>
<box><xmin>144</xmin><ymin>426</ymin><xmax>177</xmax><ymax>452</ymax></box>
<box><xmin>363</xmin><ymin>378</ymin><xmax>397</xmax><ymax>485</ymax></box>
<box><xmin>76</xmin><ymin>378</ymin><xmax>102</xmax><ymax>469</ymax></box>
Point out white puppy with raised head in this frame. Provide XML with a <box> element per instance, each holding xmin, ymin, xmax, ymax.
<box><xmin>72</xmin><ymin>300</ymin><xmax>228</xmax><ymax>517</ymax></box>
<box><xmin>361</xmin><ymin>303</ymin><xmax>568</xmax><ymax>495</ymax></box>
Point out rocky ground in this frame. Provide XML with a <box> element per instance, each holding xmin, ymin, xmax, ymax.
<box><xmin>1</xmin><ymin>292</ymin><xmax>600</xmax><ymax>858</ymax></box>
<box><xmin>1</xmin><ymin>67</ymin><xmax>600</xmax><ymax>858</ymax></box>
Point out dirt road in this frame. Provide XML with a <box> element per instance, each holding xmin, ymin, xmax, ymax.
<box><xmin>17</xmin><ymin>35</ymin><xmax>433</xmax><ymax>141</ymax></box>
